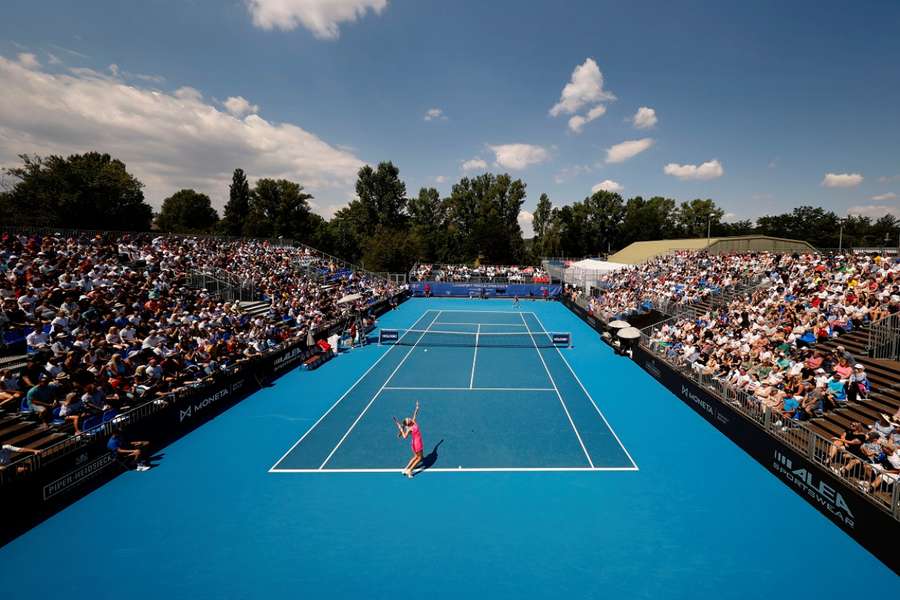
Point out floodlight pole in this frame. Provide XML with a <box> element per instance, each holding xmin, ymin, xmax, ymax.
<box><xmin>838</xmin><ymin>221</ymin><xmax>843</xmax><ymax>252</ymax></box>
<box><xmin>706</xmin><ymin>213</ymin><xmax>712</xmax><ymax>247</ymax></box>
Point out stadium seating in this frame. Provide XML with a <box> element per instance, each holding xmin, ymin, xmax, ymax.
<box><xmin>0</xmin><ymin>230</ymin><xmax>400</xmax><ymax>468</ymax></box>
<box><xmin>411</xmin><ymin>264</ymin><xmax>550</xmax><ymax>283</ymax></box>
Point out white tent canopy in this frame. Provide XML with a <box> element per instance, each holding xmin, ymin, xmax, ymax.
<box><xmin>564</xmin><ymin>258</ymin><xmax>629</xmax><ymax>289</ymax></box>
<box><xmin>568</xmin><ymin>258</ymin><xmax>628</xmax><ymax>272</ymax></box>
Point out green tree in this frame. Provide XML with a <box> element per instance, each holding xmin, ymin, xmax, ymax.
<box><xmin>243</xmin><ymin>178</ymin><xmax>316</xmax><ymax>240</ymax></box>
<box><xmin>355</xmin><ymin>161</ymin><xmax>408</xmax><ymax>234</ymax></box>
<box><xmin>756</xmin><ymin>206</ymin><xmax>840</xmax><ymax>247</ymax></box>
<box><xmin>221</xmin><ymin>168</ymin><xmax>251</xmax><ymax>236</ymax></box>
<box><xmin>532</xmin><ymin>193</ymin><xmax>553</xmax><ymax>256</ymax></box>
<box><xmin>675</xmin><ymin>198</ymin><xmax>724</xmax><ymax>238</ymax></box>
<box><xmin>2</xmin><ymin>153</ymin><xmax>152</xmax><ymax>230</ymax></box>
<box><xmin>584</xmin><ymin>190</ymin><xmax>626</xmax><ymax>253</ymax></box>
<box><xmin>407</xmin><ymin>187</ymin><xmax>447</xmax><ymax>262</ymax></box>
<box><xmin>361</xmin><ymin>225</ymin><xmax>421</xmax><ymax>272</ymax></box>
<box><xmin>155</xmin><ymin>189</ymin><xmax>219</xmax><ymax>233</ymax></box>
<box><xmin>621</xmin><ymin>196</ymin><xmax>677</xmax><ymax>246</ymax></box>
<box><xmin>445</xmin><ymin>173</ymin><xmax>527</xmax><ymax>264</ymax></box>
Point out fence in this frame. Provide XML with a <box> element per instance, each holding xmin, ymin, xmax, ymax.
<box><xmin>186</xmin><ymin>269</ymin><xmax>259</xmax><ymax>303</ymax></box>
<box><xmin>867</xmin><ymin>313</ymin><xmax>900</xmax><ymax>361</ymax></box>
<box><xmin>639</xmin><ymin>324</ymin><xmax>900</xmax><ymax>521</ymax></box>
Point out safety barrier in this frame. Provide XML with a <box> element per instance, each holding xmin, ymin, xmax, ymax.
<box><xmin>639</xmin><ymin>326</ymin><xmax>900</xmax><ymax>521</ymax></box>
<box><xmin>558</xmin><ymin>295</ymin><xmax>899</xmax><ymax>573</ymax></box>
<box><xmin>867</xmin><ymin>313</ymin><xmax>900</xmax><ymax>360</ymax></box>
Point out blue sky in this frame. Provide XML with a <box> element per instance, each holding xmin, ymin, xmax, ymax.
<box><xmin>1</xmin><ymin>0</ymin><xmax>898</xmax><ymax>231</ymax></box>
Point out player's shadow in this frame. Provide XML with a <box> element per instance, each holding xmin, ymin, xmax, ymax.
<box><xmin>419</xmin><ymin>439</ymin><xmax>444</xmax><ymax>471</ymax></box>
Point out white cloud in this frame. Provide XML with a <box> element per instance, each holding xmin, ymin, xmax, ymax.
<box><xmin>433</xmin><ymin>175</ymin><xmax>447</xmax><ymax>184</ymax></box>
<box><xmin>567</xmin><ymin>104</ymin><xmax>607</xmax><ymax>134</ymax></box>
<box><xmin>489</xmin><ymin>144</ymin><xmax>550</xmax><ymax>170</ymax></box>
<box><xmin>871</xmin><ymin>192</ymin><xmax>896</xmax><ymax>201</ymax></box>
<box><xmin>518</xmin><ymin>210</ymin><xmax>534</xmax><ymax>237</ymax></box>
<box><xmin>878</xmin><ymin>174</ymin><xmax>900</xmax><ymax>183</ymax></box>
<box><xmin>663</xmin><ymin>159</ymin><xmax>724</xmax><ymax>181</ymax></box>
<box><xmin>17</xmin><ymin>53</ymin><xmax>40</xmax><ymax>70</ymax></box>
<box><xmin>631</xmin><ymin>106</ymin><xmax>657</xmax><ymax>129</ymax></box>
<box><xmin>554</xmin><ymin>164</ymin><xmax>591</xmax><ymax>184</ymax></box>
<box><xmin>822</xmin><ymin>172</ymin><xmax>863</xmax><ymax>188</ymax></box>
<box><xmin>591</xmin><ymin>179</ymin><xmax>623</xmax><ymax>194</ymax></box>
<box><xmin>133</xmin><ymin>73</ymin><xmax>166</xmax><ymax>84</ymax></box>
<box><xmin>46</xmin><ymin>52</ymin><xmax>62</xmax><ymax>65</ymax></box>
<box><xmin>461</xmin><ymin>158</ymin><xmax>488</xmax><ymax>172</ymax></box>
<box><xmin>224</xmin><ymin>96</ymin><xmax>260</xmax><ymax>118</ymax></box>
<box><xmin>246</xmin><ymin>0</ymin><xmax>388</xmax><ymax>39</ymax></box>
<box><xmin>848</xmin><ymin>205</ymin><xmax>899</xmax><ymax>218</ymax></box>
<box><xmin>0</xmin><ymin>54</ymin><xmax>364</xmax><ymax>214</ymax></box>
<box><xmin>549</xmin><ymin>58</ymin><xmax>615</xmax><ymax>117</ymax></box>
<box><xmin>605</xmin><ymin>138</ymin><xmax>654</xmax><ymax>164</ymax></box>
<box><xmin>424</xmin><ymin>107</ymin><xmax>446</xmax><ymax>121</ymax></box>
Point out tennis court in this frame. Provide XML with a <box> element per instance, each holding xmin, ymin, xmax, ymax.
<box><xmin>271</xmin><ymin>309</ymin><xmax>636</xmax><ymax>472</ymax></box>
<box><xmin>1</xmin><ymin>298</ymin><xmax>895</xmax><ymax>599</ymax></box>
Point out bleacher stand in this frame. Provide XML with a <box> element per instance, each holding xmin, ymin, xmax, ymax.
<box><xmin>0</xmin><ymin>231</ymin><xmax>399</xmax><ymax>470</ymax></box>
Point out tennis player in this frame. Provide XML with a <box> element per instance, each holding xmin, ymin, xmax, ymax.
<box><xmin>395</xmin><ymin>401</ymin><xmax>424</xmax><ymax>478</ymax></box>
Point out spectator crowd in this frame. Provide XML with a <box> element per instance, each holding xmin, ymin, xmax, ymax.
<box><xmin>0</xmin><ymin>231</ymin><xmax>400</xmax><ymax>450</ymax></box>
<box><xmin>411</xmin><ymin>263</ymin><xmax>549</xmax><ymax>283</ymax></box>
<box><xmin>639</xmin><ymin>252</ymin><xmax>898</xmax><ymax>430</ymax></box>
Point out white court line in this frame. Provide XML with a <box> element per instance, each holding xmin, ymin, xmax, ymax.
<box><xmin>531</xmin><ymin>312</ymin><xmax>639</xmax><ymax>470</ymax></box>
<box><xmin>469</xmin><ymin>324</ymin><xmax>480</xmax><ymax>388</ymax></box>
<box><xmin>383</xmin><ymin>386</ymin><xmax>556</xmax><ymax>391</ymax></box>
<box><xmin>271</xmin><ymin>466</ymin><xmax>640</xmax><ymax>473</ymax></box>
<box><xmin>268</xmin><ymin>309</ymin><xmax>436</xmax><ymax>472</ymax></box>
<box><xmin>317</xmin><ymin>310</ymin><xmax>442</xmax><ymax>469</ymax></box>
<box><xmin>432</xmin><ymin>309</ymin><xmax>540</xmax><ymax>315</ymax></box>
<box><xmin>520</xmin><ymin>311</ymin><xmax>595</xmax><ymax>468</ymax></box>
<box><xmin>432</xmin><ymin>322</ymin><xmax>527</xmax><ymax>327</ymax></box>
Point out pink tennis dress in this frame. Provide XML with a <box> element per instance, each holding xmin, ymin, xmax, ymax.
<box><xmin>410</xmin><ymin>423</ymin><xmax>424</xmax><ymax>454</ymax></box>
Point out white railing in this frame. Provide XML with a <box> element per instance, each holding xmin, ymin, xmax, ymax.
<box><xmin>639</xmin><ymin>328</ymin><xmax>900</xmax><ymax>520</ymax></box>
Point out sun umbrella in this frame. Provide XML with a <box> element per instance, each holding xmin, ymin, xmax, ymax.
<box><xmin>337</xmin><ymin>293</ymin><xmax>362</xmax><ymax>305</ymax></box>
<box><xmin>617</xmin><ymin>327</ymin><xmax>642</xmax><ymax>340</ymax></box>
<box><xmin>608</xmin><ymin>320</ymin><xmax>630</xmax><ymax>329</ymax></box>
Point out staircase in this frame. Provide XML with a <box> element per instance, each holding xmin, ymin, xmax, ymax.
<box><xmin>238</xmin><ymin>300</ymin><xmax>270</xmax><ymax>318</ymax></box>
<box><xmin>805</xmin><ymin>328</ymin><xmax>900</xmax><ymax>441</ymax></box>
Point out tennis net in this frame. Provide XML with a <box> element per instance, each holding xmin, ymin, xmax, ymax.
<box><xmin>379</xmin><ymin>329</ymin><xmax>571</xmax><ymax>348</ymax></box>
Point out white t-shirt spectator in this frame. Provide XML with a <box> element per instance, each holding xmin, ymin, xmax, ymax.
<box><xmin>26</xmin><ymin>329</ymin><xmax>49</xmax><ymax>349</ymax></box>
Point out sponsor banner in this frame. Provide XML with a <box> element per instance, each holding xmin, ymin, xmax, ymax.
<box><xmin>42</xmin><ymin>452</ymin><xmax>116</xmax><ymax>501</ymax></box>
<box><xmin>558</xmin><ymin>297</ymin><xmax>898</xmax><ymax>574</ymax></box>
<box><xmin>272</xmin><ymin>344</ymin><xmax>307</xmax><ymax>374</ymax></box>
<box><xmin>177</xmin><ymin>379</ymin><xmax>246</xmax><ymax>424</ymax></box>
<box><xmin>630</xmin><ymin>344</ymin><xmax>898</xmax><ymax>574</ymax></box>
<box><xmin>380</xmin><ymin>330</ymin><xmax>400</xmax><ymax>343</ymax></box>
<box><xmin>552</xmin><ymin>333</ymin><xmax>571</xmax><ymax>346</ymax></box>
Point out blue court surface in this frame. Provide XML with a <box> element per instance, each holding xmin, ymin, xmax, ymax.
<box><xmin>1</xmin><ymin>298</ymin><xmax>897</xmax><ymax>599</ymax></box>
<box><xmin>271</xmin><ymin>308</ymin><xmax>635</xmax><ymax>472</ymax></box>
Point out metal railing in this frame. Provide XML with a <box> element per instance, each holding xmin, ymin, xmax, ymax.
<box><xmin>867</xmin><ymin>313</ymin><xmax>900</xmax><ymax>361</ymax></box>
<box><xmin>186</xmin><ymin>269</ymin><xmax>259</xmax><ymax>303</ymax></box>
<box><xmin>639</xmin><ymin>326</ymin><xmax>900</xmax><ymax>520</ymax></box>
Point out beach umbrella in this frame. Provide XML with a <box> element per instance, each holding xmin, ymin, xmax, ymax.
<box><xmin>608</xmin><ymin>320</ymin><xmax>630</xmax><ymax>329</ymax></box>
<box><xmin>617</xmin><ymin>327</ymin><xmax>641</xmax><ymax>340</ymax></box>
<box><xmin>338</xmin><ymin>293</ymin><xmax>362</xmax><ymax>305</ymax></box>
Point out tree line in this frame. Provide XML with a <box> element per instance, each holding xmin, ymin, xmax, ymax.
<box><xmin>1</xmin><ymin>152</ymin><xmax>897</xmax><ymax>272</ymax></box>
